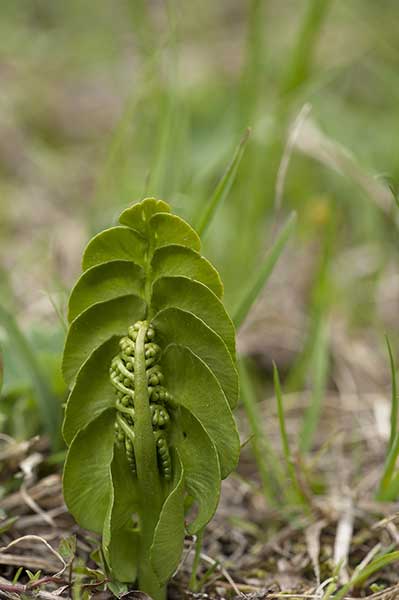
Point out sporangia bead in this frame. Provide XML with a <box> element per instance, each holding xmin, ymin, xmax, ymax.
<box><xmin>110</xmin><ymin>321</ymin><xmax>172</xmax><ymax>480</ymax></box>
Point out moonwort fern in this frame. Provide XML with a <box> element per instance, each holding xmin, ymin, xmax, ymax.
<box><xmin>62</xmin><ymin>198</ymin><xmax>240</xmax><ymax>599</ymax></box>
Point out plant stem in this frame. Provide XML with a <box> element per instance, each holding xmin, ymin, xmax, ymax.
<box><xmin>189</xmin><ymin>528</ymin><xmax>204</xmax><ymax>592</ymax></box>
<box><xmin>134</xmin><ymin>322</ymin><xmax>165</xmax><ymax>600</ymax></box>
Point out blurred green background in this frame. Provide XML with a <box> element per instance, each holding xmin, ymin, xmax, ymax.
<box><xmin>1</xmin><ymin>0</ymin><xmax>399</xmax><ymax>448</ymax></box>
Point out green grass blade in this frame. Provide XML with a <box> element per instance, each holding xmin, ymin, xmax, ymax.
<box><xmin>381</xmin><ymin>470</ymin><xmax>399</xmax><ymax>500</ymax></box>
<box><xmin>333</xmin><ymin>551</ymin><xmax>399</xmax><ymax>600</ymax></box>
<box><xmin>351</xmin><ymin>550</ymin><xmax>399</xmax><ymax>586</ymax></box>
<box><xmin>233</xmin><ymin>211</ymin><xmax>297</xmax><ymax>329</ymax></box>
<box><xmin>0</xmin><ymin>344</ymin><xmax>3</xmax><ymax>394</ymax></box>
<box><xmin>239</xmin><ymin>0</ymin><xmax>265</xmax><ymax>124</ymax></box>
<box><xmin>279</xmin><ymin>0</ymin><xmax>332</xmax><ymax>99</ymax></box>
<box><xmin>385</xmin><ymin>335</ymin><xmax>398</xmax><ymax>452</ymax></box>
<box><xmin>196</xmin><ymin>559</ymin><xmax>220</xmax><ymax>591</ymax></box>
<box><xmin>299</xmin><ymin>317</ymin><xmax>329</xmax><ymax>453</ymax></box>
<box><xmin>238</xmin><ymin>358</ymin><xmax>285</xmax><ymax>505</ymax></box>
<box><xmin>376</xmin><ymin>432</ymin><xmax>399</xmax><ymax>501</ymax></box>
<box><xmin>375</xmin><ymin>336</ymin><xmax>399</xmax><ymax>500</ymax></box>
<box><xmin>273</xmin><ymin>363</ymin><xmax>309</xmax><ymax>506</ymax></box>
<box><xmin>196</xmin><ymin>128</ymin><xmax>251</xmax><ymax>237</ymax></box>
<box><xmin>125</xmin><ymin>0</ymin><xmax>156</xmax><ymax>59</ymax></box>
<box><xmin>286</xmin><ymin>212</ymin><xmax>333</xmax><ymax>396</ymax></box>
<box><xmin>148</xmin><ymin>7</ymin><xmax>182</xmax><ymax>199</ymax></box>
<box><xmin>381</xmin><ymin>468</ymin><xmax>399</xmax><ymax>503</ymax></box>
<box><xmin>321</xmin><ymin>581</ymin><xmax>338</xmax><ymax>600</ymax></box>
<box><xmin>0</xmin><ymin>304</ymin><xmax>60</xmax><ymax>448</ymax></box>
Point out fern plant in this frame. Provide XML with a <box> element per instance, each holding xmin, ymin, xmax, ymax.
<box><xmin>62</xmin><ymin>198</ymin><xmax>240</xmax><ymax>599</ymax></box>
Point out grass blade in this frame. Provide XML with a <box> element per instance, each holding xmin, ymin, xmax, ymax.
<box><xmin>375</xmin><ymin>336</ymin><xmax>399</xmax><ymax>500</ymax></box>
<box><xmin>238</xmin><ymin>358</ymin><xmax>285</xmax><ymax>505</ymax></box>
<box><xmin>0</xmin><ymin>304</ymin><xmax>60</xmax><ymax>448</ymax></box>
<box><xmin>286</xmin><ymin>211</ymin><xmax>333</xmax><ymax>397</ymax></box>
<box><xmin>299</xmin><ymin>317</ymin><xmax>329</xmax><ymax>453</ymax></box>
<box><xmin>385</xmin><ymin>335</ymin><xmax>398</xmax><ymax>452</ymax></box>
<box><xmin>239</xmin><ymin>0</ymin><xmax>265</xmax><ymax>124</ymax></box>
<box><xmin>233</xmin><ymin>211</ymin><xmax>297</xmax><ymax>329</ymax></box>
<box><xmin>0</xmin><ymin>344</ymin><xmax>3</xmax><ymax>394</ymax></box>
<box><xmin>279</xmin><ymin>0</ymin><xmax>332</xmax><ymax>99</ymax></box>
<box><xmin>333</xmin><ymin>550</ymin><xmax>399</xmax><ymax>600</ymax></box>
<box><xmin>380</xmin><ymin>470</ymin><xmax>399</xmax><ymax>500</ymax></box>
<box><xmin>273</xmin><ymin>363</ymin><xmax>309</xmax><ymax>506</ymax></box>
<box><xmin>376</xmin><ymin>432</ymin><xmax>399</xmax><ymax>501</ymax></box>
<box><xmin>196</xmin><ymin>128</ymin><xmax>251</xmax><ymax>236</ymax></box>
<box><xmin>196</xmin><ymin>559</ymin><xmax>220</xmax><ymax>591</ymax></box>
